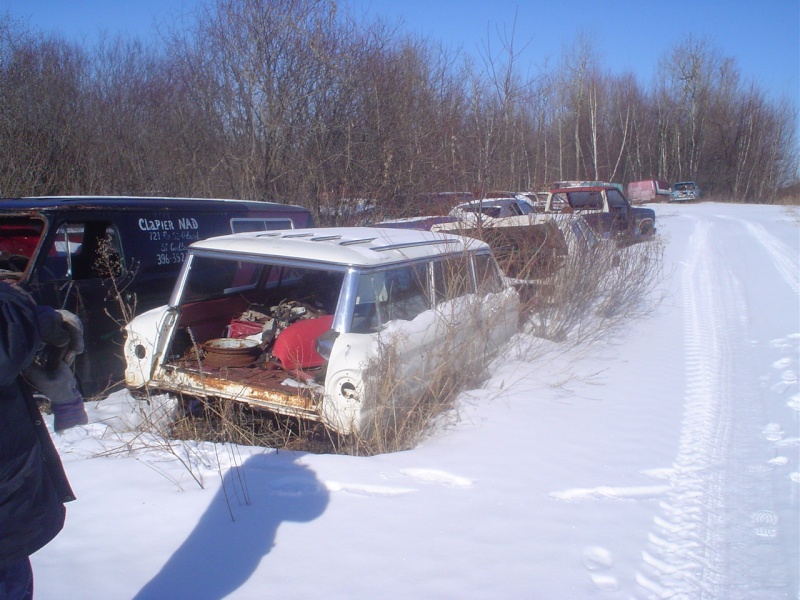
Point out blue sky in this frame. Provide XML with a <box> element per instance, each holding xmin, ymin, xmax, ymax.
<box><xmin>2</xmin><ymin>0</ymin><xmax>798</xmax><ymax>109</ymax></box>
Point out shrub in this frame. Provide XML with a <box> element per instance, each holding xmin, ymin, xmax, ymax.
<box><xmin>522</xmin><ymin>235</ymin><xmax>665</xmax><ymax>348</ymax></box>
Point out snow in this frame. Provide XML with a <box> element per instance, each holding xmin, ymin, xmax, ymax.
<box><xmin>33</xmin><ymin>202</ymin><xmax>799</xmax><ymax>599</ymax></box>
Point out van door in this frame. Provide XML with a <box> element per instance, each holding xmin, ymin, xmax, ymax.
<box><xmin>29</xmin><ymin>219</ymin><xmax>127</xmax><ymax>396</ymax></box>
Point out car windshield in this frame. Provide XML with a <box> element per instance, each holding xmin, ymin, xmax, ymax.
<box><xmin>460</xmin><ymin>204</ymin><xmax>503</xmax><ymax>218</ymax></box>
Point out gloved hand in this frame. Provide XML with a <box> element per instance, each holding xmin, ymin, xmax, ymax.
<box><xmin>34</xmin><ymin>305</ymin><xmax>71</xmax><ymax>350</ymax></box>
<box><xmin>54</xmin><ymin>309</ymin><xmax>84</xmax><ymax>365</ymax></box>
<box><xmin>23</xmin><ymin>308</ymin><xmax>88</xmax><ymax>431</ymax></box>
<box><xmin>51</xmin><ymin>396</ymin><xmax>89</xmax><ymax>432</ymax></box>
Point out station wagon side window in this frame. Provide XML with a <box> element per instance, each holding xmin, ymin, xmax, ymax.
<box><xmin>38</xmin><ymin>221</ymin><xmax>123</xmax><ymax>281</ymax></box>
<box><xmin>351</xmin><ymin>263</ymin><xmax>431</xmax><ymax>333</ymax></box>
<box><xmin>473</xmin><ymin>253</ymin><xmax>503</xmax><ymax>294</ymax></box>
<box><xmin>433</xmin><ymin>255</ymin><xmax>473</xmax><ymax>304</ymax></box>
<box><xmin>513</xmin><ymin>201</ymin><xmax>533</xmax><ymax>216</ymax></box>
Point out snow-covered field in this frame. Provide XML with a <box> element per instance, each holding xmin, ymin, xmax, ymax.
<box><xmin>34</xmin><ymin>202</ymin><xmax>799</xmax><ymax>600</ymax></box>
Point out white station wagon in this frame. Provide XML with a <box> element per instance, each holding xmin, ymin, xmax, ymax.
<box><xmin>124</xmin><ymin>227</ymin><xmax>519</xmax><ymax>434</ymax></box>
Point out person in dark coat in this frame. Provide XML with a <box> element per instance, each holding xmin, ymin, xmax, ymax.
<box><xmin>0</xmin><ymin>281</ymin><xmax>84</xmax><ymax>599</ymax></box>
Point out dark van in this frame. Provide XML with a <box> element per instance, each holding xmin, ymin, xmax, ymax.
<box><xmin>0</xmin><ymin>196</ymin><xmax>313</xmax><ymax>396</ymax></box>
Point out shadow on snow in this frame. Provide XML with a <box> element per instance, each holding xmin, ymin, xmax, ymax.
<box><xmin>133</xmin><ymin>452</ymin><xmax>329</xmax><ymax>600</ymax></box>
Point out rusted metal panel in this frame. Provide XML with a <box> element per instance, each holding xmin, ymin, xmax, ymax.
<box><xmin>152</xmin><ymin>363</ymin><xmax>324</xmax><ymax>421</ymax></box>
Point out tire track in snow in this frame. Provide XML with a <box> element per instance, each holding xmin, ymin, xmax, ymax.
<box><xmin>636</xmin><ymin>215</ymin><xmax>793</xmax><ymax>599</ymax></box>
<box><xmin>721</xmin><ymin>216</ymin><xmax>799</xmax><ymax>296</ymax></box>
<box><xmin>635</xmin><ymin>218</ymin><xmax>738</xmax><ymax>599</ymax></box>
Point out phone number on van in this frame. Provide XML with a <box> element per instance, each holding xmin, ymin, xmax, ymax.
<box><xmin>156</xmin><ymin>252</ymin><xmax>187</xmax><ymax>265</ymax></box>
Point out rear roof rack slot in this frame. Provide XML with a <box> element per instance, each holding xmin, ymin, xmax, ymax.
<box><xmin>372</xmin><ymin>239</ymin><xmax>461</xmax><ymax>253</ymax></box>
<box><xmin>339</xmin><ymin>237</ymin><xmax>377</xmax><ymax>246</ymax></box>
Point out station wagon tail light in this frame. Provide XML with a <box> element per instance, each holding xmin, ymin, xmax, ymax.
<box><xmin>316</xmin><ymin>329</ymin><xmax>340</xmax><ymax>361</ymax></box>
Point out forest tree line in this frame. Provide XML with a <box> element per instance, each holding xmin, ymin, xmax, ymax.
<box><xmin>1</xmin><ymin>0</ymin><xmax>797</xmax><ymax>219</ymax></box>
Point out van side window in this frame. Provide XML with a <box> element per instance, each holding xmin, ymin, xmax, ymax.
<box><xmin>230</xmin><ymin>218</ymin><xmax>294</xmax><ymax>232</ymax></box>
<box><xmin>39</xmin><ymin>221</ymin><xmax>122</xmax><ymax>281</ymax></box>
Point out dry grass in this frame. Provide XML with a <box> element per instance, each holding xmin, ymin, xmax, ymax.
<box><xmin>521</xmin><ymin>235</ymin><xmax>665</xmax><ymax>351</ymax></box>
<box><xmin>170</xmin><ymin>397</ymin><xmax>335</xmax><ymax>453</ymax></box>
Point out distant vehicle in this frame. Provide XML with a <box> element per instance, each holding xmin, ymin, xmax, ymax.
<box><xmin>375</xmin><ymin>197</ymin><xmax>601</xmax><ymax>307</ymax></box>
<box><xmin>627</xmin><ymin>180</ymin><xmax>671</xmax><ymax>204</ymax></box>
<box><xmin>448</xmin><ymin>196</ymin><xmax>538</xmax><ymax>221</ymax></box>
<box><xmin>444</xmin><ymin>202</ymin><xmax>599</xmax><ymax>277</ymax></box>
<box><xmin>318</xmin><ymin>197</ymin><xmax>378</xmax><ymax>226</ymax></box>
<box><xmin>0</xmin><ymin>196</ymin><xmax>313</xmax><ymax>396</ymax></box>
<box><xmin>123</xmin><ymin>227</ymin><xmax>519</xmax><ymax>435</ymax></box>
<box><xmin>538</xmin><ymin>185</ymin><xmax>656</xmax><ymax>242</ymax></box>
<box><xmin>519</xmin><ymin>192</ymin><xmax>549</xmax><ymax>212</ymax></box>
<box><xmin>371</xmin><ymin>215</ymin><xmax>458</xmax><ymax>231</ymax></box>
<box><xmin>671</xmin><ymin>182</ymin><xmax>701</xmax><ymax>202</ymax></box>
<box><xmin>553</xmin><ymin>181</ymin><xmax>625</xmax><ymax>194</ymax></box>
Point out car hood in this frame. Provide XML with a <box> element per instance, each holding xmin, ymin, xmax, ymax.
<box><xmin>632</xmin><ymin>206</ymin><xmax>656</xmax><ymax>220</ymax></box>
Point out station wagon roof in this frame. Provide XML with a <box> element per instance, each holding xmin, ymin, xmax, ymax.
<box><xmin>0</xmin><ymin>196</ymin><xmax>309</xmax><ymax>213</ymax></box>
<box><xmin>189</xmin><ymin>226</ymin><xmax>486</xmax><ymax>267</ymax></box>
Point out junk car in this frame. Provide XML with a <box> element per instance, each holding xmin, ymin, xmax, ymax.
<box><xmin>670</xmin><ymin>182</ymin><xmax>701</xmax><ymax>202</ymax></box>
<box><xmin>0</xmin><ymin>196</ymin><xmax>313</xmax><ymax>396</ymax></box>
<box><xmin>438</xmin><ymin>197</ymin><xmax>582</xmax><ymax>278</ymax></box>
<box><xmin>375</xmin><ymin>197</ymin><xmax>600</xmax><ymax>309</ymax></box>
<box><xmin>627</xmin><ymin>179</ymin><xmax>671</xmax><ymax>204</ymax></box>
<box><xmin>123</xmin><ymin>227</ymin><xmax>519</xmax><ymax>435</ymax></box>
<box><xmin>540</xmin><ymin>185</ymin><xmax>656</xmax><ymax>242</ymax></box>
